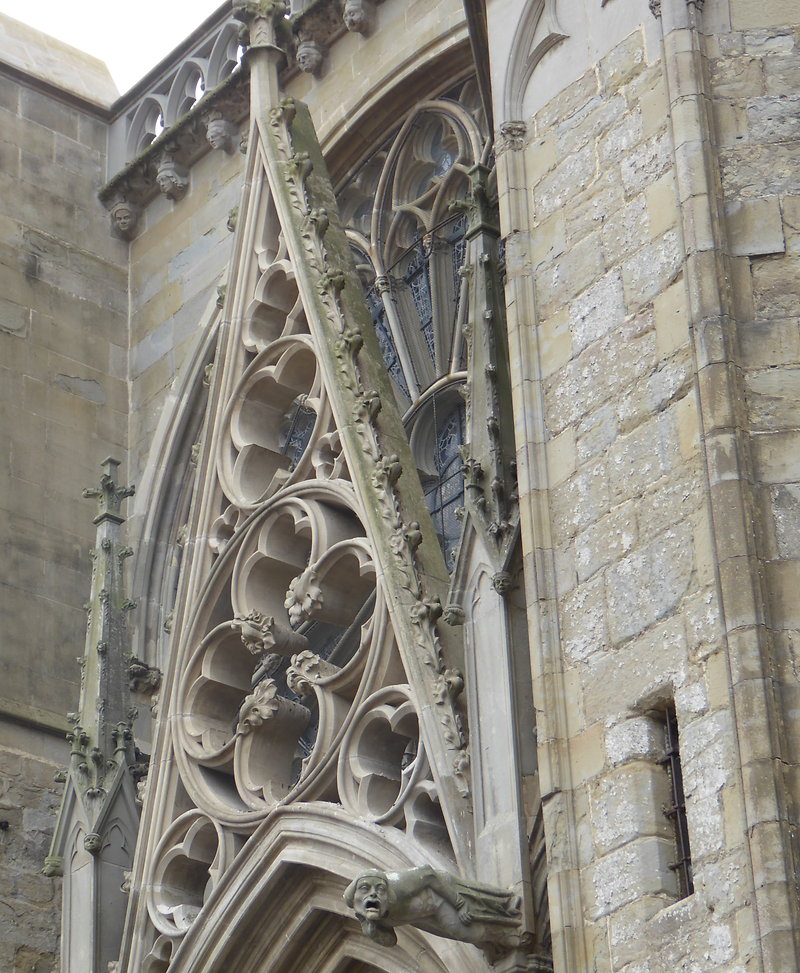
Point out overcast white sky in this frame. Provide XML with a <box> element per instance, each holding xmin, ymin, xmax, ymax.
<box><xmin>0</xmin><ymin>0</ymin><xmax>227</xmax><ymax>94</ymax></box>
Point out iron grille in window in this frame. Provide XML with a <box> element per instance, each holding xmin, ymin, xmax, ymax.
<box><xmin>280</xmin><ymin>398</ymin><xmax>316</xmax><ymax>471</ymax></box>
<box><xmin>336</xmin><ymin>79</ymin><xmax>487</xmax><ymax>404</ymax></box>
<box><xmin>660</xmin><ymin>706</ymin><xmax>694</xmax><ymax>898</ymax></box>
<box><xmin>367</xmin><ymin>287</ymin><xmax>410</xmax><ymax>399</ymax></box>
<box><xmin>406</xmin><ymin>243</ymin><xmax>435</xmax><ymax>363</ymax></box>
<box><xmin>423</xmin><ymin>399</ymin><xmax>466</xmax><ymax>569</ymax></box>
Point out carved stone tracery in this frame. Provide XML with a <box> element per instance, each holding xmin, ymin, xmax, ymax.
<box><xmin>127</xmin><ymin>61</ymin><xmax>545</xmax><ymax>973</ymax></box>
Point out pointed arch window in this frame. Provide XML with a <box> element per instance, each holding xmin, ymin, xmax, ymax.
<box><xmin>424</xmin><ymin>396</ymin><xmax>467</xmax><ymax>569</ymax></box>
<box><xmin>338</xmin><ymin>79</ymin><xmax>487</xmax><ymax>404</ymax></box>
<box><xmin>337</xmin><ymin>80</ymin><xmax>487</xmax><ymax>567</ymax></box>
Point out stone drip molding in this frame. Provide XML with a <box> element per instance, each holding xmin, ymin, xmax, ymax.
<box><xmin>267</xmin><ymin>96</ymin><xmax>471</xmax><ymax>800</ymax></box>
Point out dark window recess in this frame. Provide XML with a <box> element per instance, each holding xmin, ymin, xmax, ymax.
<box><xmin>280</xmin><ymin>398</ymin><xmax>316</xmax><ymax>470</ymax></box>
<box><xmin>659</xmin><ymin>706</ymin><xmax>694</xmax><ymax>898</ymax></box>
<box><xmin>423</xmin><ymin>398</ymin><xmax>466</xmax><ymax>570</ymax></box>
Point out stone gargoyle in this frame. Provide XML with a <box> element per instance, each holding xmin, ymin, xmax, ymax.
<box><xmin>343</xmin><ymin>866</ymin><xmax>522</xmax><ymax>949</ymax></box>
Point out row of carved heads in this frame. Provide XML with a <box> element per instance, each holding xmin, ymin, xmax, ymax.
<box><xmin>109</xmin><ymin>0</ymin><xmax>374</xmax><ymax>236</ymax></box>
<box><xmin>109</xmin><ymin>110</ymin><xmax>243</xmax><ymax>238</ymax></box>
<box><xmin>296</xmin><ymin>0</ymin><xmax>374</xmax><ymax>76</ymax></box>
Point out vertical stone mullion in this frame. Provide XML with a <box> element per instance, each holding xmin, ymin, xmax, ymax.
<box><xmin>496</xmin><ymin>127</ymin><xmax>590</xmax><ymax>973</ymax></box>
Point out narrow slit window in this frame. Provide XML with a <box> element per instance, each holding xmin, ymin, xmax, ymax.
<box><xmin>659</xmin><ymin>706</ymin><xmax>694</xmax><ymax>898</ymax></box>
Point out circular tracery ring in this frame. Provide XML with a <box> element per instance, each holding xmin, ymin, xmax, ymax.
<box><xmin>338</xmin><ymin>684</ymin><xmax>429</xmax><ymax>825</ymax></box>
<box><xmin>174</xmin><ymin>482</ymin><xmax>389</xmax><ymax>827</ymax></box>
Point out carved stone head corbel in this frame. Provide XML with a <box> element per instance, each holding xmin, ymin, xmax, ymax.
<box><xmin>343</xmin><ymin>0</ymin><xmax>373</xmax><ymax>34</ymax></box>
<box><xmin>295</xmin><ymin>32</ymin><xmax>325</xmax><ymax>75</ymax></box>
<box><xmin>155</xmin><ymin>151</ymin><xmax>189</xmax><ymax>202</ymax></box>
<box><xmin>109</xmin><ymin>197</ymin><xmax>140</xmax><ymax>240</ymax></box>
<box><xmin>203</xmin><ymin>109</ymin><xmax>238</xmax><ymax>153</ymax></box>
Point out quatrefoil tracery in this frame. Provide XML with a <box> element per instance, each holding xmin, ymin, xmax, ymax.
<box><xmin>148</xmin><ymin>811</ymin><xmax>237</xmax><ymax>938</ymax></box>
<box><xmin>177</xmin><ymin>487</ymin><xmax>399</xmax><ymax>822</ymax></box>
<box><xmin>219</xmin><ymin>336</ymin><xmax>329</xmax><ymax>508</ymax></box>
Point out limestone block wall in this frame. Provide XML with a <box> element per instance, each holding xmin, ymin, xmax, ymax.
<box><xmin>296</xmin><ymin>0</ymin><xmax>469</xmax><ymax>169</ymax></box>
<box><xmin>498</xmin><ymin>12</ymin><xmax>792</xmax><ymax>970</ymax></box>
<box><xmin>0</xmin><ymin>739</ymin><xmax>66</xmax><ymax>973</ymax></box>
<box><xmin>0</xmin><ymin>72</ymin><xmax>128</xmax><ymax>729</ymax></box>
<box><xmin>709</xmin><ymin>3</ymin><xmax>800</xmax><ymax>853</ymax></box>
<box><xmin>0</xmin><ymin>64</ymin><xmax>128</xmax><ymax>972</ymax></box>
<box><xmin>126</xmin><ymin>147</ymin><xmax>241</xmax><ymax>554</ymax></box>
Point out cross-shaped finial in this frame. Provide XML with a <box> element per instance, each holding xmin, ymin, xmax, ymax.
<box><xmin>82</xmin><ymin>457</ymin><xmax>135</xmax><ymax>525</ymax></box>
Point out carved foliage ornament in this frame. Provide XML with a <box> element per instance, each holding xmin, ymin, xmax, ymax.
<box><xmin>264</xmin><ymin>96</ymin><xmax>472</xmax><ymax>793</ymax></box>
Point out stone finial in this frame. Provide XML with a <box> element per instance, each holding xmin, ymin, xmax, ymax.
<box><xmin>343</xmin><ymin>0</ymin><xmax>373</xmax><ymax>33</ymax></box>
<box><xmin>109</xmin><ymin>197</ymin><xmax>140</xmax><ymax>240</ymax></box>
<box><xmin>203</xmin><ymin>109</ymin><xmax>238</xmax><ymax>153</ymax></box>
<box><xmin>155</xmin><ymin>153</ymin><xmax>189</xmax><ymax>201</ymax></box>
<box><xmin>233</xmin><ymin>0</ymin><xmax>289</xmax><ymax>49</ymax></box>
<box><xmin>296</xmin><ymin>32</ymin><xmax>325</xmax><ymax>74</ymax></box>
<box><xmin>82</xmin><ymin>457</ymin><xmax>135</xmax><ymax>525</ymax></box>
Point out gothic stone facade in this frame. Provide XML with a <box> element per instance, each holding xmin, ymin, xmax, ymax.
<box><xmin>0</xmin><ymin>0</ymin><xmax>799</xmax><ymax>971</ymax></box>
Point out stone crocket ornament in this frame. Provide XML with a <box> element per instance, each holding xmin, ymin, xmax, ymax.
<box><xmin>343</xmin><ymin>867</ymin><xmax>522</xmax><ymax>949</ymax></box>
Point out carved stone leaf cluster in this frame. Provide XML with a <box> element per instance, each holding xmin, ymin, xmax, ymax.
<box><xmin>266</xmin><ymin>98</ymin><xmax>471</xmax><ymax>789</ymax></box>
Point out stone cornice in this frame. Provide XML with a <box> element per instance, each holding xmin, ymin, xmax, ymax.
<box><xmin>99</xmin><ymin>65</ymin><xmax>252</xmax><ymax>210</ymax></box>
<box><xmin>0</xmin><ymin>61</ymin><xmax>114</xmax><ymax>120</ymax></box>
